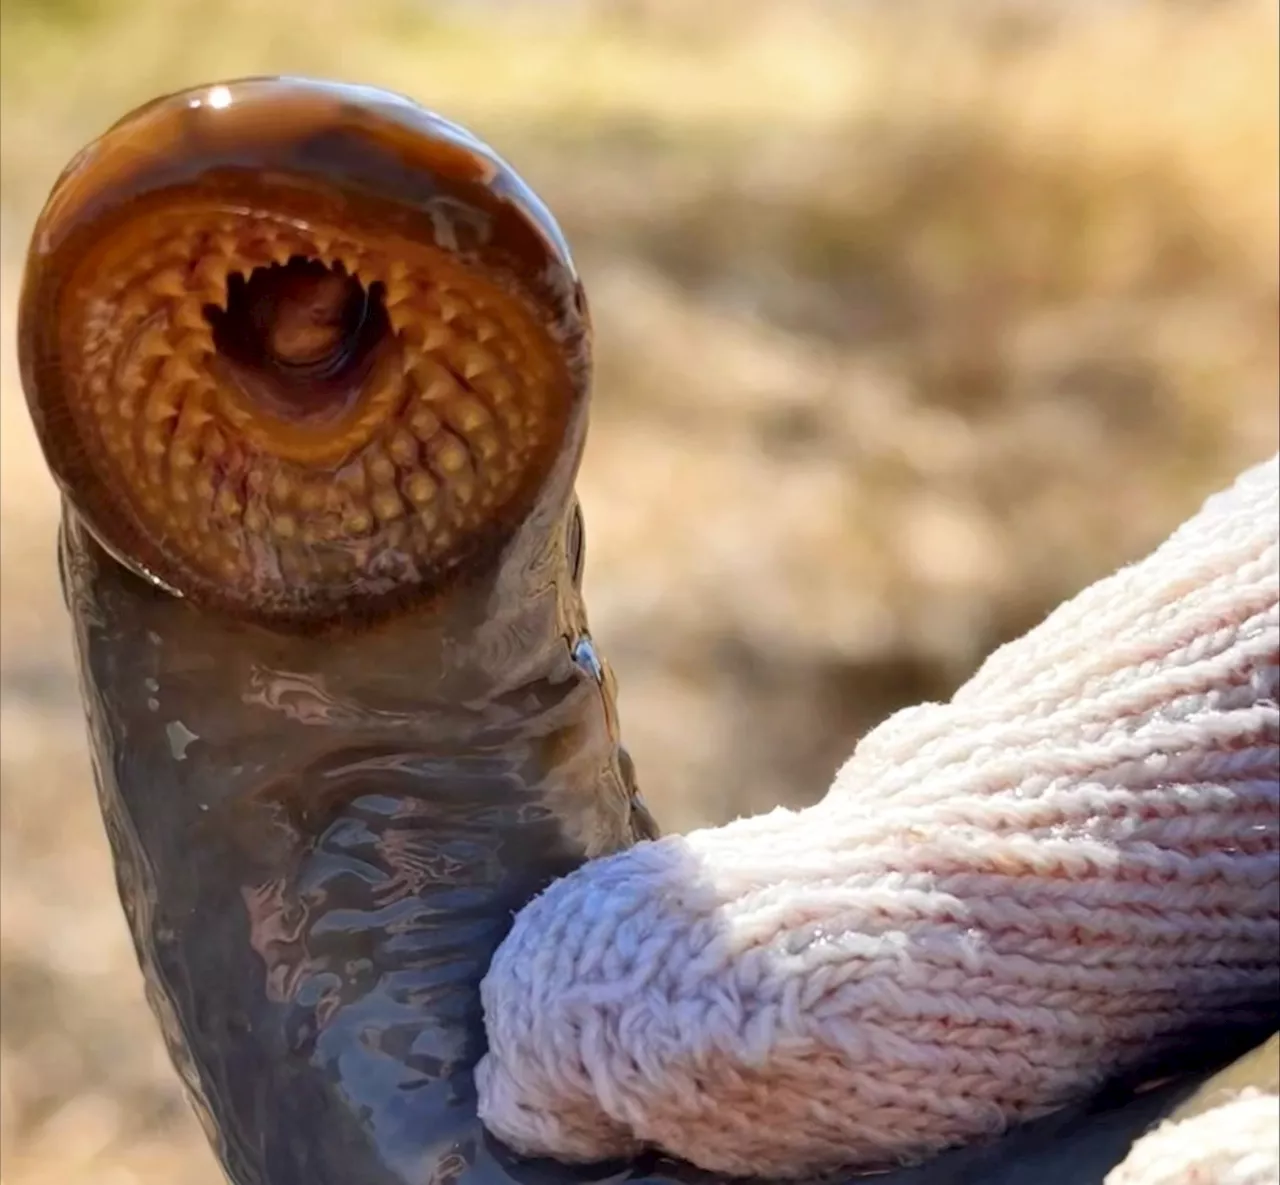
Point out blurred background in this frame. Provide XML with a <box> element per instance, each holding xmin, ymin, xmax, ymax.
<box><xmin>0</xmin><ymin>0</ymin><xmax>1276</xmax><ymax>1181</ymax></box>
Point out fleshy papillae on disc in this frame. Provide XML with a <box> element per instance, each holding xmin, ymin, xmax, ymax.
<box><xmin>19</xmin><ymin>77</ymin><xmax>590</xmax><ymax>628</ymax></box>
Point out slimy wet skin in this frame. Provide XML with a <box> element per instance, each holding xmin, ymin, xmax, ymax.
<box><xmin>20</xmin><ymin>77</ymin><xmax>657</xmax><ymax>1185</ymax></box>
<box><xmin>18</xmin><ymin>77</ymin><xmax>1271</xmax><ymax>1185</ymax></box>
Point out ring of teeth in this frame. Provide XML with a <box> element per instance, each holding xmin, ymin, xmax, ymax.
<box><xmin>61</xmin><ymin>206</ymin><xmax>568</xmax><ymax>615</ymax></box>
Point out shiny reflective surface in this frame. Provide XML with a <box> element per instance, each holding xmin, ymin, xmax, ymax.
<box><xmin>21</xmin><ymin>78</ymin><xmax>1274</xmax><ymax>1185</ymax></box>
<box><xmin>60</xmin><ymin>512</ymin><xmax>655</xmax><ymax>1185</ymax></box>
<box><xmin>20</xmin><ymin>76</ymin><xmax>587</xmax><ymax>628</ymax></box>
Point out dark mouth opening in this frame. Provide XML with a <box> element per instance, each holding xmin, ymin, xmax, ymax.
<box><xmin>206</xmin><ymin>256</ymin><xmax>392</xmax><ymax>422</ymax></box>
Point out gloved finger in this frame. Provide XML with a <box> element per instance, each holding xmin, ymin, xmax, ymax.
<box><xmin>478</xmin><ymin>456</ymin><xmax>1280</xmax><ymax>1179</ymax></box>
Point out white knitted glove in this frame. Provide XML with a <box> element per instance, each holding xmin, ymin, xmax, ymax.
<box><xmin>477</xmin><ymin>455</ymin><xmax>1280</xmax><ymax>1180</ymax></box>
<box><xmin>1107</xmin><ymin>1090</ymin><xmax>1279</xmax><ymax>1185</ymax></box>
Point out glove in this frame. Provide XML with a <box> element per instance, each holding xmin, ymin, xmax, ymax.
<box><xmin>478</xmin><ymin>454</ymin><xmax>1280</xmax><ymax>1183</ymax></box>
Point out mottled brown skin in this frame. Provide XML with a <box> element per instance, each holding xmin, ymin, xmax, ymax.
<box><xmin>18</xmin><ymin>78</ymin><xmax>1275</xmax><ymax>1185</ymax></box>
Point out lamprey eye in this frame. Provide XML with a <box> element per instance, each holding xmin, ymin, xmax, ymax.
<box><xmin>18</xmin><ymin>77</ymin><xmax>590</xmax><ymax>628</ymax></box>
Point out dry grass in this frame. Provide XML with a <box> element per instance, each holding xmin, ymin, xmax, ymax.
<box><xmin>1</xmin><ymin>1</ymin><xmax>1276</xmax><ymax>1181</ymax></box>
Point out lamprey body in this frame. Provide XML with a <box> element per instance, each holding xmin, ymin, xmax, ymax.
<box><xmin>17</xmin><ymin>77</ymin><xmax>1273</xmax><ymax>1185</ymax></box>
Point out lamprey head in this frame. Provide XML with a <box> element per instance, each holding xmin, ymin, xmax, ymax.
<box><xmin>23</xmin><ymin>77</ymin><xmax>659</xmax><ymax>1185</ymax></box>
<box><xmin>19</xmin><ymin>76</ymin><xmax>590</xmax><ymax>629</ymax></box>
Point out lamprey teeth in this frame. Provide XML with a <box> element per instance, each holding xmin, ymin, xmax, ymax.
<box><xmin>19</xmin><ymin>76</ymin><xmax>587</xmax><ymax>626</ymax></box>
<box><xmin>372</xmin><ymin>489</ymin><xmax>404</xmax><ymax>523</ymax></box>
<box><xmin>404</xmin><ymin>471</ymin><xmax>438</xmax><ymax>507</ymax></box>
<box><xmin>388</xmin><ymin>429</ymin><xmax>419</xmax><ymax>467</ymax></box>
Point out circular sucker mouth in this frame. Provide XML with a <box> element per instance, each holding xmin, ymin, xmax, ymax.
<box><xmin>18</xmin><ymin>77</ymin><xmax>591</xmax><ymax>630</ymax></box>
<box><xmin>208</xmin><ymin>256</ymin><xmax>387</xmax><ymax>409</ymax></box>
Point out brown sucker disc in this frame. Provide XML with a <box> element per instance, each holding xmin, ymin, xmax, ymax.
<box><xmin>19</xmin><ymin>77</ymin><xmax>591</xmax><ymax>630</ymax></box>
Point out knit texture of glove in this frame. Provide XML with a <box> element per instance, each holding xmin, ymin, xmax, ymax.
<box><xmin>1106</xmin><ymin>1092</ymin><xmax>1279</xmax><ymax>1185</ymax></box>
<box><xmin>476</xmin><ymin>455</ymin><xmax>1280</xmax><ymax>1180</ymax></box>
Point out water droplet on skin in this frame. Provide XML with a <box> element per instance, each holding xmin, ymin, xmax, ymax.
<box><xmin>571</xmin><ymin>636</ymin><xmax>603</xmax><ymax>681</ymax></box>
<box><xmin>166</xmin><ymin>720</ymin><xmax>199</xmax><ymax>760</ymax></box>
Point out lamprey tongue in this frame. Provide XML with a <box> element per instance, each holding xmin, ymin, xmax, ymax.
<box><xmin>20</xmin><ymin>77</ymin><xmax>1273</xmax><ymax>1185</ymax></box>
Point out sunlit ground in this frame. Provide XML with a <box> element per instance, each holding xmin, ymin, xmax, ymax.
<box><xmin>1</xmin><ymin>1</ymin><xmax>1276</xmax><ymax>1181</ymax></box>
